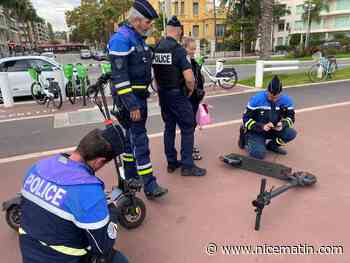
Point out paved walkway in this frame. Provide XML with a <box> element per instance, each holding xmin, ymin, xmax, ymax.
<box><xmin>0</xmin><ymin>103</ymin><xmax>349</xmax><ymax>262</ymax></box>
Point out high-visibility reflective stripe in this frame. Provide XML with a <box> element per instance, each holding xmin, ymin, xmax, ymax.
<box><xmin>137</xmin><ymin>163</ymin><xmax>152</xmax><ymax>170</ymax></box>
<box><xmin>286</xmin><ymin>117</ymin><xmax>294</xmax><ymax>128</ymax></box>
<box><xmin>19</xmin><ymin>228</ymin><xmax>87</xmax><ymax>256</ymax></box>
<box><xmin>276</xmin><ymin>138</ymin><xmax>285</xmax><ymax>145</ymax></box>
<box><xmin>123</xmin><ymin>153</ymin><xmax>134</xmax><ymax>158</ymax></box>
<box><xmin>113</xmin><ymin>81</ymin><xmax>130</xmax><ymax>89</ymax></box>
<box><xmin>122</xmin><ymin>157</ymin><xmax>134</xmax><ymax>162</ymax></box>
<box><xmin>132</xmin><ymin>85</ymin><xmax>147</xmax><ymax>90</ymax></box>
<box><xmin>137</xmin><ymin>168</ymin><xmax>153</xmax><ymax>176</ymax></box>
<box><xmin>117</xmin><ymin>88</ymin><xmax>132</xmax><ymax>95</ymax></box>
<box><xmin>247</xmin><ymin>120</ymin><xmax>256</xmax><ymax>130</ymax></box>
<box><xmin>245</xmin><ymin>119</ymin><xmax>254</xmax><ymax>129</ymax></box>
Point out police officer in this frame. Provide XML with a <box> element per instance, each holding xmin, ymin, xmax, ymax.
<box><xmin>107</xmin><ymin>0</ymin><xmax>168</xmax><ymax>199</ymax></box>
<box><xmin>153</xmin><ymin>16</ymin><xmax>207</xmax><ymax>177</ymax></box>
<box><xmin>19</xmin><ymin>127</ymin><xmax>129</xmax><ymax>263</ymax></box>
<box><xmin>241</xmin><ymin>76</ymin><xmax>297</xmax><ymax>160</ymax></box>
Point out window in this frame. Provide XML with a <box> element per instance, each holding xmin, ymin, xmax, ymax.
<box><xmin>277</xmin><ymin>37</ymin><xmax>284</xmax><ymax>46</ymax></box>
<box><xmin>180</xmin><ymin>1</ymin><xmax>185</xmax><ymax>15</ymax></box>
<box><xmin>205</xmin><ymin>24</ymin><xmax>209</xmax><ymax>35</ymax></box>
<box><xmin>29</xmin><ymin>59</ymin><xmax>55</xmax><ymax>71</ymax></box>
<box><xmin>296</xmin><ymin>4</ymin><xmax>304</xmax><ymax>15</ymax></box>
<box><xmin>193</xmin><ymin>2</ymin><xmax>199</xmax><ymax>16</ymax></box>
<box><xmin>193</xmin><ymin>25</ymin><xmax>199</xmax><ymax>38</ymax></box>
<box><xmin>335</xmin><ymin>16</ymin><xmax>350</xmax><ymax>28</ymax></box>
<box><xmin>294</xmin><ymin>20</ymin><xmax>304</xmax><ymax>31</ymax></box>
<box><xmin>3</xmin><ymin>59</ymin><xmax>31</xmax><ymax>72</ymax></box>
<box><xmin>336</xmin><ymin>0</ymin><xmax>350</xmax><ymax>11</ymax></box>
<box><xmin>286</xmin><ymin>23</ymin><xmax>290</xmax><ymax>31</ymax></box>
<box><xmin>278</xmin><ymin>22</ymin><xmax>285</xmax><ymax>32</ymax></box>
<box><xmin>216</xmin><ymin>24</ymin><xmax>225</xmax><ymax>37</ymax></box>
<box><xmin>174</xmin><ymin>1</ymin><xmax>178</xmax><ymax>15</ymax></box>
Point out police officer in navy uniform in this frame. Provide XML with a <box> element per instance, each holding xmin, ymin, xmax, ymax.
<box><xmin>153</xmin><ymin>16</ymin><xmax>207</xmax><ymax>177</ymax></box>
<box><xmin>107</xmin><ymin>0</ymin><xmax>168</xmax><ymax>199</ymax></box>
<box><xmin>241</xmin><ymin>76</ymin><xmax>297</xmax><ymax>160</ymax></box>
<box><xmin>19</xmin><ymin>127</ymin><xmax>129</xmax><ymax>263</ymax></box>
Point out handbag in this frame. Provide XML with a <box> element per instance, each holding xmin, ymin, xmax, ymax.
<box><xmin>196</xmin><ymin>103</ymin><xmax>212</xmax><ymax>127</ymax></box>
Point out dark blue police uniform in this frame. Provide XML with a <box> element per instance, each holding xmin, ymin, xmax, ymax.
<box><xmin>19</xmin><ymin>154</ymin><xmax>128</xmax><ymax>263</ymax></box>
<box><xmin>242</xmin><ymin>77</ymin><xmax>297</xmax><ymax>159</ymax></box>
<box><xmin>107</xmin><ymin>0</ymin><xmax>167</xmax><ymax>198</ymax></box>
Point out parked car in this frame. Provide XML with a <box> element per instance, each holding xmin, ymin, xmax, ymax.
<box><xmin>0</xmin><ymin>56</ymin><xmax>64</xmax><ymax>98</ymax></box>
<box><xmin>93</xmin><ymin>50</ymin><xmax>108</xmax><ymax>61</ymax></box>
<box><xmin>41</xmin><ymin>52</ymin><xmax>56</xmax><ymax>60</ymax></box>
<box><xmin>80</xmin><ymin>49</ymin><xmax>92</xmax><ymax>59</ymax></box>
<box><xmin>321</xmin><ymin>41</ymin><xmax>342</xmax><ymax>49</ymax></box>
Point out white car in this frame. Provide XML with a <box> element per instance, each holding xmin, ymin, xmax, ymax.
<box><xmin>80</xmin><ymin>49</ymin><xmax>91</xmax><ymax>59</ymax></box>
<box><xmin>0</xmin><ymin>56</ymin><xmax>64</xmax><ymax>98</ymax></box>
<box><xmin>41</xmin><ymin>52</ymin><xmax>56</xmax><ymax>60</ymax></box>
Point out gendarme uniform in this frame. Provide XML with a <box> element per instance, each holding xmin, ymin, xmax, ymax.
<box><xmin>242</xmin><ymin>76</ymin><xmax>297</xmax><ymax>160</ymax></box>
<box><xmin>107</xmin><ymin>0</ymin><xmax>168</xmax><ymax>198</ymax></box>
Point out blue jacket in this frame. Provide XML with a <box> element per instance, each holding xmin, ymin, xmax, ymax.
<box><xmin>108</xmin><ymin>24</ymin><xmax>153</xmax><ymax>111</ymax></box>
<box><xmin>243</xmin><ymin>91</ymin><xmax>295</xmax><ymax>133</ymax></box>
<box><xmin>19</xmin><ymin>154</ymin><xmax>117</xmax><ymax>263</ymax></box>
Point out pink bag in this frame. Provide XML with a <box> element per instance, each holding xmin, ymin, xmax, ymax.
<box><xmin>196</xmin><ymin>103</ymin><xmax>212</xmax><ymax>127</ymax></box>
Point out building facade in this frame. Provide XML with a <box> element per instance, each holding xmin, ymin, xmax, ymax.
<box><xmin>274</xmin><ymin>0</ymin><xmax>350</xmax><ymax>47</ymax></box>
<box><xmin>149</xmin><ymin>0</ymin><xmax>226</xmax><ymax>43</ymax></box>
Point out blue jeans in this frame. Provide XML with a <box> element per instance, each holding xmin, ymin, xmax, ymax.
<box><xmin>246</xmin><ymin>128</ymin><xmax>297</xmax><ymax>159</ymax></box>
<box><xmin>111</xmin><ymin>251</ymin><xmax>129</xmax><ymax>263</ymax></box>
<box><xmin>159</xmin><ymin>89</ymin><xmax>195</xmax><ymax>169</ymax></box>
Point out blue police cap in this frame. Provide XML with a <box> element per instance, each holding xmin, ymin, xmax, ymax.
<box><xmin>133</xmin><ymin>0</ymin><xmax>159</xmax><ymax>20</ymax></box>
<box><xmin>267</xmin><ymin>75</ymin><xmax>283</xmax><ymax>95</ymax></box>
<box><xmin>167</xmin><ymin>16</ymin><xmax>182</xmax><ymax>27</ymax></box>
<box><xmin>100</xmin><ymin>125</ymin><xmax>124</xmax><ymax>158</ymax></box>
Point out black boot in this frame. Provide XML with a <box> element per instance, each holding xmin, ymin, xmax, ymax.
<box><xmin>145</xmin><ymin>184</ymin><xmax>168</xmax><ymax>200</ymax></box>
<box><xmin>181</xmin><ymin>165</ymin><xmax>207</xmax><ymax>177</ymax></box>
<box><xmin>266</xmin><ymin>141</ymin><xmax>287</xmax><ymax>155</ymax></box>
<box><xmin>167</xmin><ymin>161</ymin><xmax>181</xmax><ymax>173</ymax></box>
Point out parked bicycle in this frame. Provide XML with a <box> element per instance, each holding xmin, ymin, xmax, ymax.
<box><xmin>64</xmin><ymin>63</ymin><xmax>90</xmax><ymax>105</ymax></box>
<box><xmin>308</xmin><ymin>54</ymin><xmax>338</xmax><ymax>83</ymax></box>
<box><xmin>196</xmin><ymin>56</ymin><xmax>238</xmax><ymax>89</ymax></box>
<box><xmin>28</xmin><ymin>65</ymin><xmax>63</xmax><ymax>109</ymax></box>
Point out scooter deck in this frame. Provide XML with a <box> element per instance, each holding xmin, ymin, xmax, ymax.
<box><xmin>221</xmin><ymin>153</ymin><xmax>292</xmax><ymax>181</ymax></box>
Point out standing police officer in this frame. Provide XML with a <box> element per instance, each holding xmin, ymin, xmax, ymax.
<box><xmin>153</xmin><ymin>17</ymin><xmax>207</xmax><ymax>177</ymax></box>
<box><xmin>107</xmin><ymin>0</ymin><xmax>168</xmax><ymax>199</ymax></box>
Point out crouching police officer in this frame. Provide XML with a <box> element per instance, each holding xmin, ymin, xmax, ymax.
<box><xmin>107</xmin><ymin>0</ymin><xmax>168</xmax><ymax>199</ymax></box>
<box><xmin>241</xmin><ymin>76</ymin><xmax>297</xmax><ymax>160</ymax></box>
<box><xmin>19</xmin><ymin>127</ymin><xmax>129</xmax><ymax>263</ymax></box>
<box><xmin>153</xmin><ymin>16</ymin><xmax>207</xmax><ymax>177</ymax></box>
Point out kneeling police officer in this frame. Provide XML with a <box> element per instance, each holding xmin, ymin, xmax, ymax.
<box><xmin>241</xmin><ymin>76</ymin><xmax>297</xmax><ymax>160</ymax></box>
<box><xmin>19</xmin><ymin>127</ymin><xmax>129</xmax><ymax>263</ymax></box>
<box><xmin>153</xmin><ymin>16</ymin><xmax>207</xmax><ymax>177</ymax></box>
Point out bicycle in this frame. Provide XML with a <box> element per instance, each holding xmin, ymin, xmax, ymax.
<box><xmin>196</xmin><ymin>56</ymin><xmax>238</xmax><ymax>89</ymax></box>
<box><xmin>308</xmin><ymin>55</ymin><xmax>338</xmax><ymax>83</ymax></box>
<box><xmin>28</xmin><ymin>65</ymin><xmax>63</xmax><ymax>109</ymax></box>
<box><xmin>64</xmin><ymin>63</ymin><xmax>90</xmax><ymax>106</ymax></box>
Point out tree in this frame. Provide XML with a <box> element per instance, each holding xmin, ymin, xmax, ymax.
<box><xmin>302</xmin><ymin>0</ymin><xmax>329</xmax><ymax>49</ymax></box>
<box><xmin>47</xmin><ymin>22</ymin><xmax>55</xmax><ymax>42</ymax></box>
<box><xmin>259</xmin><ymin>0</ymin><xmax>274</xmax><ymax>59</ymax></box>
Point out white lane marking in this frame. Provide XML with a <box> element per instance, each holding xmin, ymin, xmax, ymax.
<box><xmin>1</xmin><ymin>100</ymin><xmax>350</xmax><ymax>164</ymax></box>
<box><xmin>0</xmin><ymin>114</ymin><xmax>55</xmax><ymax>124</ymax></box>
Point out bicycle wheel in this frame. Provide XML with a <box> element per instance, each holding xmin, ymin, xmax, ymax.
<box><xmin>31</xmin><ymin>82</ymin><xmax>46</xmax><ymax>105</ymax></box>
<box><xmin>219</xmin><ymin>71</ymin><xmax>238</xmax><ymax>89</ymax></box>
<box><xmin>50</xmin><ymin>83</ymin><xmax>63</xmax><ymax>109</ymax></box>
<box><xmin>308</xmin><ymin>64</ymin><xmax>326</xmax><ymax>83</ymax></box>
<box><xmin>66</xmin><ymin>81</ymin><xmax>76</xmax><ymax>104</ymax></box>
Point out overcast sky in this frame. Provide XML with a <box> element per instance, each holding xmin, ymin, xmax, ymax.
<box><xmin>32</xmin><ymin>0</ymin><xmax>80</xmax><ymax>31</ymax></box>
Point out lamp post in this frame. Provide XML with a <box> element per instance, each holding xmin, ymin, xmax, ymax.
<box><xmin>304</xmin><ymin>1</ymin><xmax>316</xmax><ymax>50</ymax></box>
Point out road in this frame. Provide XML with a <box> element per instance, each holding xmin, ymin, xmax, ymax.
<box><xmin>1</xmin><ymin>81</ymin><xmax>350</xmax><ymax>159</ymax></box>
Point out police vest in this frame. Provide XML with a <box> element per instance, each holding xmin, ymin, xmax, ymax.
<box><xmin>153</xmin><ymin>40</ymin><xmax>184</xmax><ymax>90</ymax></box>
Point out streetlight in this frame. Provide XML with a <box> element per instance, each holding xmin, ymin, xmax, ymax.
<box><xmin>304</xmin><ymin>1</ymin><xmax>316</xmax><ymax>50</ymax></box>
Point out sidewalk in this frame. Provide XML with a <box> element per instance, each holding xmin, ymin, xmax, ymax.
<box><xmin>0</xmin><ymin>103</ymin><xmax>349</xmax><ymax>262</ymax></box>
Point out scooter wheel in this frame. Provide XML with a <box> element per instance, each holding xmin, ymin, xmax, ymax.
<box><xmin>116</xmin><ymin>196</ymin><xmax>146</xmax><ymax>229</ymax></box>
<box><xmin>6</xmin><ymin>205</ymin><xmax>21</xmax><ymax>231</ymax></box>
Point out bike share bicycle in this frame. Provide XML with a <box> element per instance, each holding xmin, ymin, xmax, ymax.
<box><xmin>64</xmin><ymin>63</ymin><xmax>90</xmax><ymax>106</ymax></box>
<box><xmin>308</xmin><ymin>52</ymin><xmax>338</xmax><ymax>82</ymax></box>
<box><xmin>196</xmin><ymin>55</ymin><xmax>238</xmax><ymax>89</ymax></box>
<box><xmin>28</xmin><ymin>65</ymin><xmax>63</xmax><ymax>109</ymax></box>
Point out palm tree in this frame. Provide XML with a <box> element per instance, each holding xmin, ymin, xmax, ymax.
<box><xmin>302</xmin><ymin>0</ymin><xmax>329</xmax><ymax>49</ymax></box>
<box><xmin>259</xmin><ymin>0</ymin><xmax>274</xmax><ymax>59</ymax></box>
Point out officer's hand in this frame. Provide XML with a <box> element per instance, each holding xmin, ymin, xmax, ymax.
<box><xmin>130</xmin><ymin>109</ymin><xmax>141</xmax><ymax>122</ymax></box>
<box><xmin>263</xmin><ymin>122</ymin><xmax>274</xmax><ymax>132</ymax></box>
<box><xmin>273</xmin><ymin>122</ymin><xmax>283</xmax><ymax>131</ymax></box>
